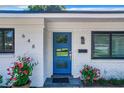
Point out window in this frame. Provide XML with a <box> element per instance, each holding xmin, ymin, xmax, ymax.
<box><xmin>92</xmin><ymin>32</ymin><xmax>124</xmax><ymax>59</ymax></box>
<box><xmin>0</xmin><ymin>28</ymin><xmax>14</xmax><ymax>53</ymax></box>
<box><xmin>112</xmin><ymin>34</ymin><xmax>124</xmax><ymax>57</ymax></box>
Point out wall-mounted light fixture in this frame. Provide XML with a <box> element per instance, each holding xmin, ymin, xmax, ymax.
<box><xmin>81</xmin><ymin>36</ymin><xmax>85</xmax><ymax>44</ymax></box>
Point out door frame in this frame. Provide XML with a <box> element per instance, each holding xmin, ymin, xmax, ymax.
<box><xmin>53</xmin><ymin>32</ymin><xmax>72</xmax><ymax>75</ymax></box>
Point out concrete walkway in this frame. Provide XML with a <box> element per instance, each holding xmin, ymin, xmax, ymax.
<box><xmin>44</xmin><ymin>78</ymin><xmax>82</xmax><ymax>88</ymax></box>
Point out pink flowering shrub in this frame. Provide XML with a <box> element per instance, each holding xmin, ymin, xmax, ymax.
<box><xmin>6</xmin><ymin>56</ymin><xmax>38</xmax><ymax>86</ymax></box>
<box><xmin>80</xmin><ymin>65</ymin><xmax>100</xmax><ymax>85</ymax></box>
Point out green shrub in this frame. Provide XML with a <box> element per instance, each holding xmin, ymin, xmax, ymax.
<box><xmin>97</xmin><ymin>78</ymin><xmax>108</xmax><ymax>86</ymax></box>
<box><xmin>108</xmin><ymin>79</ymin><xmax>124</xmax><ymax>85</ymax></box>
<box><xmin>0</xmin><ymin>75</ymin><xmax>2</xmax><ymax>84</ymax></box>
<box><xmin>97</xmin><ymin>78</ymin><xmax>124</xmax><ymax>86</ymax></box>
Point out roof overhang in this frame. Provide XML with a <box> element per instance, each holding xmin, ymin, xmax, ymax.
<box><xmin>0</xmin><ymin>12</ymin><xmax>124</xmax><ymax>18</ymax></box>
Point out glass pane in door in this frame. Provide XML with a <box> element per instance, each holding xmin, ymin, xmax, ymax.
<box><xmin>56</xmin><ymin>60</ymin><xmax>68</xmax><ymax>69</ymax></box>
<box><xmin>56</xmin><ymin>48</ymin><xmax>68</xmax><ymax>56</ymax></box>
<box><xmin>56</xmin><ymin>34</ymin><xmax>68</xmax><ymax>43</ymax></box>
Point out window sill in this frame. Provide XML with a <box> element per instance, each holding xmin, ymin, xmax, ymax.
<box><xmin>0</xmin><ymin>53</ymin><xmax>15</xmax><ymax>58</ymax></box>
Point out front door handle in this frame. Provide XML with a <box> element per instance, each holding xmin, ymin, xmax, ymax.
<box><xmin>69</xmin><ymin>51</ymin><xmax>72</xmax><ymax>60</ymax></box>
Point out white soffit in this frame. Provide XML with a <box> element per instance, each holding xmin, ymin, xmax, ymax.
<box><xmin>0</xmin><ymin>13</ymin><xmax>124</xmax><ymax>18</ymax></box>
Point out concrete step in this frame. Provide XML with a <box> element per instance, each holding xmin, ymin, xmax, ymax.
<box><xmin>51</xmin><ymin>75</ymin><xmax>73</xmax><ymax>79</ymax></box>
<box><xmin>43</xmin><ymin>78</ymin><xmax>82</xmax><ymax>88</ymax></box>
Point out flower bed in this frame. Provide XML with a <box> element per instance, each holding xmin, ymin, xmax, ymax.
<box><xmin>80</xmin><ymin>65</ymin><xmax>124</xmax><ymax>87</ymax></box>
<box><xmin>82</xmin><ymin>78</ymin><xmax>124</xmax><ymax>87</ymax></box>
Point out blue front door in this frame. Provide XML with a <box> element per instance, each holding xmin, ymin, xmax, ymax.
<box><xmin>53</xmin><ymin>32</ymin><xmax>72</xmax><ymax>75</ymax></box>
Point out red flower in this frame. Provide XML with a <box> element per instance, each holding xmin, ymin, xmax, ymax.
<box><xmin>93</xmin><ymin>70</ymin><xmax>96</xmax><ymax>73</ymax></box>
<box><xmin>93</xmin><ymin>77</ymin><xmax>97</xmax><ymax>80</ymax></box>
<box><xmin>23</xmin><ymin>70</ymin><xmax>28</xmax><ymax>75</ymax></box>
<box><xmin>7</xmin><ymin>68</ymin><xmax>10</xmax><ymax>71</ymax></box>
<box><xmin>80</xmin><ymin>70</ymin><xmax>82</xmax><ymax>73</ymax></box>
<box><xmin>88</xmin><ymin>66</ymin><xmax>91</xmax><ymax>69</ymax></box>
<box><xmin>19</xmin><ymin>70</ymin><xmax>22</xmax><ymax>73</ymax></box>
<box><xmin>15</xmin><ymin>62</ymin><xmax>19</xmax><ymax>65</ymax></box>
<box><xmin>8</xmin><ymin>73</ymin><xmax>11</xmax><ymax>75</ymax></box>
<box><xmin>10</xmin><ymin>77</ymin><xmax>13</xmax><ymax>80</ymax></box>
<box><xmin>18</xmin><ymin>63</ymin><xmax>23</xmax><ymax>69</ymax></box>
<box><xmin>13</xmin><ymin>78</ymin><xmax>17</xmax><ymax>80</ymax></box>
<box><xmin>87</xmin><ymin>76</ymin><xmax>90</xmax><ymax>80</ymax></box>
<box><xmin>27</xmin><ymin>57</ymin><xmax>32</xmax><ymax>62</ymax></box>
<box><xmin>11</xmin><ymin>66</ymin><xmax>15</xmax><ymax>70</ymax></box>
<box><xmin>84</xmin><ymin>68</ymin><xmax>88</xmax><ymax>72</ymax></box>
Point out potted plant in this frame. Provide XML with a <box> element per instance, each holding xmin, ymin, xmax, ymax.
<box><xmin>80</xmin><ymin>65</ymin><xmax>100</xmax><ymax>86</ymax></box>
<box><xmin>6</xmin><ymin>55</ymin><xmax>38</xmax><ymax>88</ymax></box>
<box><xmin>0</xmin><ymin>74</ymin><xmax>3</xmax><ymax>84</ymax></box>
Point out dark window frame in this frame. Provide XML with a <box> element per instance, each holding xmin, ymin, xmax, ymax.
<box><xmin>92</xmin><ymin>31</ymin><xmax>124</xmax><ymax>59</ymax></box>
<box><xmin>0</xmin><ymin>28</ymin><xmax>15</xmax><ymax>53</ymax></box>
